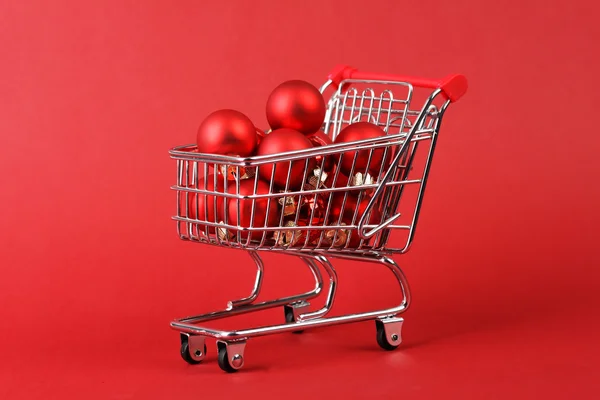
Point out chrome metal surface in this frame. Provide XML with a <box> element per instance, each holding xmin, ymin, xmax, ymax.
<box><xmin>184</xmin><ymin>334</ymin><xmax>206</xmax><ymax>362</ymax></box>
<box><xmin>231</xmin><ymin>354</ymin><xmax>243</xmax><ymax>369</ymax></box>
<box><xmin>218</xmin><ymin>340</ymin><xmax>246</xmax><ymax>370</ymax></box>
<box><xmin>227</xmin><ymin>251</ymin><xmax>264</xmax><ymax>309</ymax></box>
<box><xmin>378</xmin><ymin>317</ymin><xmax>404</xmax><ymax>346</ymax></box>
<box><xmin>297</xmin><ymin>255</ymin><xmax>337</xmax><ymax>321</ymax></box>
<box><xmin>284</xmin><ymin>300</ymin><xmax>311</xmax><ymax>322</ymax></box>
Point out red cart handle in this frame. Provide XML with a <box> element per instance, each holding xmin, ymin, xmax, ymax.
<box><xmin>327</xmin><ymin>65</ymin><xmax>468</xmax><ymax>103</ymax></box>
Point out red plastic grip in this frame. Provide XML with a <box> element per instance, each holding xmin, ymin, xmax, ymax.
<box><xmin>327</xmin><ymin>65</ymin><xmax>467</xmax><ymax>103</ymax></box>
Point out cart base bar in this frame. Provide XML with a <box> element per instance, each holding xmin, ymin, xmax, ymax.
<box><xmin>172</xmin><ymin>252</ymin><xmax>410</xmax><ymax>372</ymax></box>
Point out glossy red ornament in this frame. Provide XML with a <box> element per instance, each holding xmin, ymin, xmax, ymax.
<box><xmin>306</xmin><ymin>130</ymin><xmax>334</xmax><ymax>171</ymax></box>
<box><xmin>196</xmin><ymin>109</ymin><xmax>257</xmax><ymax>156</ymax></box>
<box><xmin>183</xmin><ymin>174</ymin><xmax>226</xmax><ymax>233</ymax></box>
<box><xmin>298</xmin><ymin>166</ymin><xmax>349</xmax><ymax>223</ymax></box>
<box><xmin>256</xmin><ymin>128</ymin><xmax>316</xmax><ymax>190</ymax></box>
<box><xmin>300</xmin><ymin>206</ymin><xmax>326</xmax><ymax>227</ymax></box>
<box><xmin>266</xmin><ymin>80</ymin><xmax>326</xmax><ymax>134</ymax></box>
<box><xmin>226</xmin><ymin>179</ymin><xmax>280</xmax><ymax>240</ymax></box>
<box><xmin>324</xmin><ymin>165</ymin><xmax>350</xmax><ymax>189</ymax></box>
<box><xmin>334</xmin><ymin>122</ymin><xmax>387</xmax><ymax>176</ymax></box>
<box><xmin>327</xmin><ymin>193</ymin><xmax>382</xmax><ymax>247</ymax></box>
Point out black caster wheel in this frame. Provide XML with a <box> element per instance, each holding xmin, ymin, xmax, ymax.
<box><xmin>375</xmin><ymin>319</ymin><xmax>401</xmax><ymax>351</ymax></box>
<box><xmin>217</xmin><ymin>342</ymin><xmax>244</xmax><ymax>373</ymax></box>
<box><xmin>284</xmin><ymin>305</ymin><xmax>304</xmax><ymax>334</ymax></box>
<box><xmin>180</xmin><ymin>335</ymin><xmax>207</xmax><ymax>365</ymax></box>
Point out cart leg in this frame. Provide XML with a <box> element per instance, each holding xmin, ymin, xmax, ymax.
<box><xmin>297</xmin><ymin>255</ymin><xmax>338</xmax><ymax>321</ymax></box>
<box><xmin>377</xmin><ymin>256</ymin><xmax>411</xmax><ymax>314</ymax></box>
<box><xmin>283</xmin><ymin>254</ymin><xmax>337</xmax><ymax>332</ymax></box>
<box><xmin>216</xmin><ymin>339</ymin><xmax>247</xmax><ymax>373</ymax></box>
<box><xmin>328</xmin><ymin>254</ymin><xmax>411</xmax><ymax>315</ymax></box>
<box><xmin>174</xmin><ymin>254</ymin><xmax>411</xmax><ymax>336</ymax></box>
<box><xmin>227</xmin><ymin>251</ymin><xmax>264</xmax><ymax>309</ymax></box>
<box><xmin>173</xmin><ymin>253</ymin><xmax>414</xmax><ymax>370</ymax></box>
<box><xmin>172</xmin><ymin>253</ymin><xmax>324</xmax><ymax>327</ymax></box>
<box><xmin>282</xmin><ymin>256</ymin><xmax>325</xmax><ymax>333</ymax></box>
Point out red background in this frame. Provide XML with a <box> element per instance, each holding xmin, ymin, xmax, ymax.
<box><xmin>1</xmin><ymin>0</ymin><xmax>599</xmax><ymax>398</ymax></box>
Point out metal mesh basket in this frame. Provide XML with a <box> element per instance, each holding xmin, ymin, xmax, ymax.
<box><xmin>170</xmin><ymin>69</ymin><xmax>463</xmax><ymax>254</ymax></box>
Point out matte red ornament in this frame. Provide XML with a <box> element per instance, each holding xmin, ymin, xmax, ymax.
<box><xmin>196</xmin><ymin>109</ymin><xmax>257</xmax><ymax>156</ymax></box>
<box><xmin>266</xmin><ymin>80</ymin><xmax>326</xmax><ymax>134</ymax></box>
<box><xmin>256</xmin><ymin>128</ymin><xmax>316</xmax><ymax>190</ymax></box>
<box><xmin>334</xmin><ymin>122</ymin><xmax>386</xmax><ymax>175</ymax></box>
<box><xmin>306</xmin><ymin>130</ymin><xmax>334</xmax><ymax>171</ymax></box>
<box><xmin>183</xmin><ymin>174</ymin><xmax>226</xmax><ymax>233</ymax></box>
<box><xmin>226</xmin><ymin>179</ymin><xmax>280</xmax><ymax>240</ymax></box>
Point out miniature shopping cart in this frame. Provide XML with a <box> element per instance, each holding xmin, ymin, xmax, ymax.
<box><xmin>169</xmin><ymin>65</ymin><xmax>467</xmax><ymax>372</ymax></box>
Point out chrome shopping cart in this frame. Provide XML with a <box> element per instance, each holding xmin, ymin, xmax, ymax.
<box><xmin>169</xmin><ymin>65</ymin><xmax>467</xmax><ymax>372</ymax></box>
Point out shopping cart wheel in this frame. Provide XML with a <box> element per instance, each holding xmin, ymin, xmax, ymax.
<box><xmin>217</xmin><ymin>340</ymin><xmax>246</xmax><ymax>373</ymax></box>
<box><xmin>284</xmin><ymin>304</ymin><xmax>305</xmax><ymax>334</ymax></box>
<box><xmin>375</xmin><ymin>318</ymin><xmax>403</xmax><ymax>351</ymax></box>
<box><xmin>180</xmin><ymin>333</ymin><xmax>207</xmax><ymax>364</ymax></box>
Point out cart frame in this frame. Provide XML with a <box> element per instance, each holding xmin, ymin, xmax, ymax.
<box><xmin>169</xmin><ymin>65</ymin><xmax>467</xmax><ymax>372</ymax></box>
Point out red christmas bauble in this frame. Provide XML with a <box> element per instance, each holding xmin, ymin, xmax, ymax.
<box><xmin>227</xmin><ymin>179</ymin><xmax>280</xmax><ymax>240</ymax></box>
<box><xmin>197</xmin><ymin>109</ymin><xmax>257</xmax><ymax>156</ymax></box>
<box><xmin>324</xmin><ymin>164</ymin><xmax>350</xmax><ymax>189</ymax></box>
<box><xmin>256</xmin><ymin>128</ymin><xmax>316</xmax><ymax>189</ymax></box>
<box><xmin>183</xmin><ymin>174</ymin><xmax>226</xmax><ymax>233</ymax></box>
<box><xmin>300</xmin><ymin>206</ymin><xmax>325</xmax><ymax>227</ymax></box>
<box><xmin>334</xmin><ymin>122</ymin><xmax>386</xmax><ymax>176</ymax></box>
<box><xmin>327</xmin><ymin>193</ymin><xmax>382</xmax><ymax>247</ymax></box>
<box><xmin>266</xmin><ymin>80</ymin><xmax>326</xmax><ymax>135</ymax></box>
<box><xmin>306</xmin><ymin>130</ymin><xmax>334</xmax><ymax>172</ymax></box>
<box><xmin>256</xmin><ymin>127</ymin><xmax>267</xmax><ymax>145</ymax></box>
